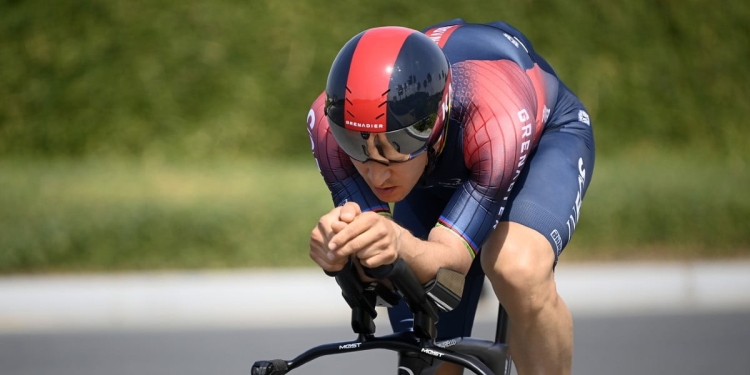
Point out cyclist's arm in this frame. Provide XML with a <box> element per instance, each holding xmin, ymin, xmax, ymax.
<box><xmin>308</xmin><ymin>92</ymin><xmax>392</xmax><ymax>213</ymax></box>
<box><xmin>397</xmin><ymin>223</ymin><xmax>474</xmax><ymax>283</ymax></box>
<box><xmin>423</xmin><ymin>60</ymin><xmax>545</xmax><ymax>275</ymax></box>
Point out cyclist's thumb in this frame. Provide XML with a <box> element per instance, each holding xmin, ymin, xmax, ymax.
<box><xmin>339</xmin><ymin>202</ymin><xmax>361</xmax><ymax>223</ymax></box>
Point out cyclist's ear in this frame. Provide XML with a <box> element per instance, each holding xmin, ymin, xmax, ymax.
<box><xmin>339</xmin><ymin>202</ymin><xmax>362</xmax><ymax>223</ymax></box>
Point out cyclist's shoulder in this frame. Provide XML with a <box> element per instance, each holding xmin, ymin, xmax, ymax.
<box><xmin>309</xmin><ymin>91</ymin><xmax>326</xmax><ymax>111</ymax></box>
<box><xmin>422</xmin><ymin>18</ymin><xmax>529</xmax><ymax>37</ymax></box>
<box><xmin>450</xmin><ymin>61</ymin><xmax>539</xmax><ymax>124</ymax></box>
<box><xmin>422</xmin><ymin>19</ymin><xmax>538</xmax><ymax>69</ymax></box>
<box><xmin>307</xmin><ymin>91</ymin><xmax>329</xmax><ymax>138</ymax></box>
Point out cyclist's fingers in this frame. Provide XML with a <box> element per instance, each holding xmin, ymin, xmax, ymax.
<box><xmin>337</xmin><ymin>246</ymin><xmax>398</xmax><ymax>272</ymax></box>
<box><xmin>328</xmin><ymin>217</ymin><xmax>370</xmax><ymax>252</ymax></box>
<box><xmin>335</xmin><ymin>223</ymin><xmax>393</xmax><ymax>260</ymax></box>
<box><xmin>312</xmin><ymin>218</ymin><xmax>345</xmax><ymax>263</ymax></box>
<box><xmin>358</xmin><ymin>250</ymin><xmax>398</xmax><ymax>269</ymax></box>
<box><xmin>339</xmin><ymin>202</ymin><xmax>361</xmax><ymax>223</ymax></box>
<box><xmin>328</xmin><ymin>213</ymin><xmax>384</xmax><ymax>254</ymax></box>
<box><xmin>309</xmin><ymin>250</ymin><xmax>346</xmax><ymax>273</ymax></box>
<box><xmin>351</xmin><ymin>228</ymin><xmax>395</xmax><ymax>256</ymax></box>
<box><xmin>309</xmin><ymin>230</ymin><xmax>330</xmax><ymax>257</ymax></box>
<box><xmin>353</xmin><ymin>245</ymin><xmax>379</xmax><ymax>260</ymax></box>
<box><xmin>312</xmin><ymin>223</ymin><xmax>331</xmax><ymax>246</ymax></box>
<box><xmin>310</xmin><ymin>229</ymin><xmax>348</xmax><ymax>267</ymax></box>
<box><xmin>323</xmin><ymin>205</ymin><xmax>344</xmax><ymax>221</ymax></box>
<box><xmin>315</xmin><ymin>205</ymin><xmax>347</xmax><ymax>240</ymax></box>
<box><xmin>330</xmin><ymin>220</ymin><xmax>347</xmax><ymax>234</ymax></box>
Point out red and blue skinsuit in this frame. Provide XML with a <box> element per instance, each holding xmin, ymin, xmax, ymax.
<box><xmin>307</xmin><ymin>19</ymin><xmax>595</xmax><ymax>339</ymax></box>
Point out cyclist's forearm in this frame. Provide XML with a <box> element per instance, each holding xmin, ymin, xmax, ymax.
<box><xmin>396</xmin><ymin>225</ymin><xmax>473</xmax><ymax>284</ymax></box>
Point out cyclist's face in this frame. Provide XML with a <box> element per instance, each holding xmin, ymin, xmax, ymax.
<box><xmin>351</xmin><ymin>151</ymin><xmax>427</xmax><ymax>203</ymax></box>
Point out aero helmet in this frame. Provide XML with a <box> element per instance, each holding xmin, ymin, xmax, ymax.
<box><xmin>325</xmin><ymin>26</ymin><xmax>451</xmax><ymax>164</ymax></box>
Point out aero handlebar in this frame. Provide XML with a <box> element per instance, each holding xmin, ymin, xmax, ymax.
<box><xmin>252</xmin><ymin>257</ymin><xmax>511</xmax><ymax>375</ymax></box>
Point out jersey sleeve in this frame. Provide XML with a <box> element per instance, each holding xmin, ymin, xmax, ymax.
<box><xmin>437</xmin><ymin>60</ymin><xmax>545</xmax><ymax>253</ymax></box>
<box><xmin>307</xmin><ymin>92</ymin><xmax>391</xmax><ymax>214</ymax></box>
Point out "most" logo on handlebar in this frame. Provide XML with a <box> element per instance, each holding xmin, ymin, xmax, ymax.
<box><xmin>421</xmin><ymin>348</ymin><xmax>444</xmax><ymax>358</ymax></box>
<box><xmin>338</xmin><ymin>343</ymin><xmax>361</xmax><ymax>350</ymax></box>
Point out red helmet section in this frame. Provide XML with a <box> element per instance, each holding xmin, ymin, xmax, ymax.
<box><xmin>343</xmin><ymin>27</ymin><xmax>413</xmax><ymax>133</ymax></box>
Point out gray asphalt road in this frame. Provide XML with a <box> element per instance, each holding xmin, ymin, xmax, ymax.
<box><xmin>2</xmin><ymin>311</ymin><xmax>748</xmax><ymax>375</ymax></box>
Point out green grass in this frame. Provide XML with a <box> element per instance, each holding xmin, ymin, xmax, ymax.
<box><xmin>0</xmin><ymin>154</ymin><xmax>748</xmax><ymax>274</ymax></box>
<box><xmin>567</xmin><ymin>151</ymin><xmax>750</xmax><ymax>261</ymax></box>
<box><xmin>0</xmin><ymin>158</ymin><xmax>333</xmax><ymax>273</ymax></box>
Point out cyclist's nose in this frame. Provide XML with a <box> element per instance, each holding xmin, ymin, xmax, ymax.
<box><xmin>366</xmin><ymin>162</ymin><xmax>391</xmax><ymax>187</ymax></box>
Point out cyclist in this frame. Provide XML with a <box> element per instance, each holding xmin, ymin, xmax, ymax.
<box><xmin>307</xmin><ymin>18</ymin><xmax>595</xmax><ymax>375</ymax></box>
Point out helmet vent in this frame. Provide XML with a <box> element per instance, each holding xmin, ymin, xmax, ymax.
<box><xmin>377</xmin><ymin>90</ymin><xmax>389</xmax><ymax>119</ymax></box>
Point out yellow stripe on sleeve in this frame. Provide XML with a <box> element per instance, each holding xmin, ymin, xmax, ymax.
<box><xmin>435</xmin><ymin>223</ymin><xmax>476</xmax><ymax>259</ymax></box>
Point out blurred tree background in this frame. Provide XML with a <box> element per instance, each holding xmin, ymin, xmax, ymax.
<box><xmin>0</xmin><ymin>0</ymin><xmax>748</xmax><ymax>273</ymax></box>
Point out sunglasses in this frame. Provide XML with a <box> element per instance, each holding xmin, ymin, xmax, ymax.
<box><xmin>328</xmin><ymin>114</ymin><xmax>437</xmax><ymax>164</ymax></box>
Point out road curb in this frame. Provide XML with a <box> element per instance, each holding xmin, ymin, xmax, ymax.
<box><xmin>1</xmin><ymin>261</ymin><xmax>749</xmax><ymax>333</ymax></box>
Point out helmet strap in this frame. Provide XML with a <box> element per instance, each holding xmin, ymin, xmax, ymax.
<box><xmin>417</xmin><ymin>115</ymin><xmax>450</xmax><ymax>187</ymax></box>
<box><xmin>417</xmin><ymin>146</ymin><xmax>438</xmax><ymax>187</ymax></box>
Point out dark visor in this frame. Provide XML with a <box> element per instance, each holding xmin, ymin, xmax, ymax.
<box><xmin>329</xmin><ymin>114</ymin><xmax>437</xmax><ymax>163</ymax></box>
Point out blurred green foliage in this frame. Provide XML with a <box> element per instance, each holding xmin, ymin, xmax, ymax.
<box><xmin>1</xmin><ymin>0</ymin><xmax>748</xmax><ymax>160</ymax></box>
<box><xmin>1</xmin><ymin>155</ymin><xmax>747</xmax><ymax>274</ymax></box>
<box><xmin>0</xmin><ymin>158</ymin><xmax>331</xmax><ymax>273</ymax></box>
<box><xmin>575</xmin><ymin>151</ymin><xmax>750</xmax><ymax>260</ymax></box>
<box><xmin>1</xmin><ymin>1</ymin><xmax>749</xmax><ymax>272</ymax></box>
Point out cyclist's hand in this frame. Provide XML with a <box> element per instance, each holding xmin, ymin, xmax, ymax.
<box><xmin>309</xmin><ymin>202</ymin><xmax>361</xmax><ymax>272</ymax></box>
<box><xmin>327</xmin><ymin>211</ymin><xmax>402</xmax><ymax>269</ymax></box>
